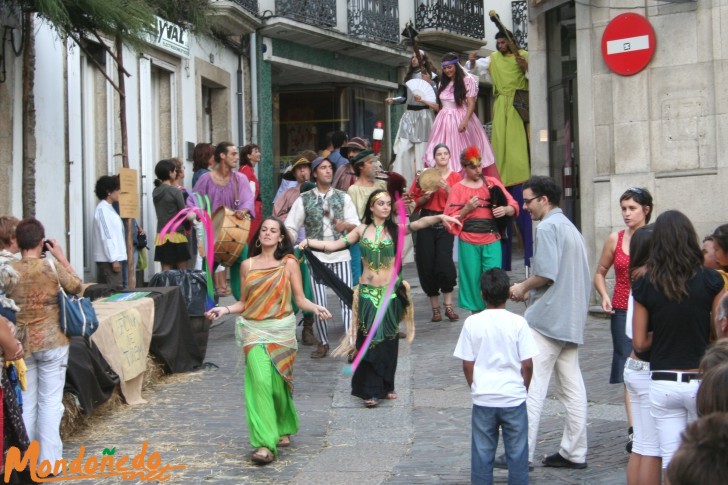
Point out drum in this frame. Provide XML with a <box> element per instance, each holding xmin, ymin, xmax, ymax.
<box><xmin>211</xmin><ymin>207</ymin><xmax>250</xmax><ymax>266</ymax></box>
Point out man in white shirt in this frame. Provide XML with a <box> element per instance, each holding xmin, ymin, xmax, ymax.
<box><xmin>285</xmin><ymin>157</ymin><xmax>360</xmax><ymax>358</ymax></box>
<box><xmin>93</xmin><ymin>175</ymin><xmax>127</xmax><ymax>290</ymax></box>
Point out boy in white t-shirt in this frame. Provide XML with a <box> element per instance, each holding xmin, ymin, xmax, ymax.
<box><xmin>454</xmin><ymin>268</ymin><xmax>539</xmax><ymax>485</ymax></box>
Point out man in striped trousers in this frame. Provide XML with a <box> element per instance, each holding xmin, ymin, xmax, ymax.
<box><xmin>285</xmin><ymin>156</ymin><xmax>360</xmax><ymax>358</ymax></box>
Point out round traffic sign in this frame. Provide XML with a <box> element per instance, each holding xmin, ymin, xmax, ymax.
<box><xmin>601</xmin><ymin>13</ymin><xmax>656</xmax><ymax>76</ymax></box>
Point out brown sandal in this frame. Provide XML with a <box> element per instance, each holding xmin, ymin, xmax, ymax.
<box><xmin>251</xmin><ymin>447</ymin><xmax>274</xmax><ymax>464</ymax></box>
<box><xmin>431</xmin><ymin>306</ymin><xmax>442</xmax><ymax>322</ymax></box>
<box><xmin>444</xmin><ymin>304</ymin><xmax>459</xmax><ymax>322</ymax></box>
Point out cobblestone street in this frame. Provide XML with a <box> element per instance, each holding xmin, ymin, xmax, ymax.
<box><xmin>65</xmin><ymin>259</ymin><xmax>630</xmax><ymax>484</ymax></box>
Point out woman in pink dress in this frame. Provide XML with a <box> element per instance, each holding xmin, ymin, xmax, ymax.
<box><xmin>422</xmin><ymin>53</ymin><xmax>499</xmax><ymax>179</ymax></box>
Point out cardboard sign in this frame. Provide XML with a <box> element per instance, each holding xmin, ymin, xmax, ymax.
<box><xmin>119</xmin><ymin>168</ymin><xmax>140</xmax><ymax>218</ymax></box>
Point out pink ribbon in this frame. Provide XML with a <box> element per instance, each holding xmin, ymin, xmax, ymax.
<box><xmin>158</xmin><ymin>196</ymin><xmax>216</xmax><ymax>308</ymax></box>
<box><xmin>344</xmin><ymin>194</ymin><xmax>407</xmax><ymax>375</ymax></box>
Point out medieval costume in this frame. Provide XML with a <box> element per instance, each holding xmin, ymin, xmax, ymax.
<box><xmin>423</xmin><ymin>59</ymin><xmax>499</xmax><ymax>179</ymax></box>
<box><xmin>467</xmin><ymin>49</ymin><xmax>533</xmax><ymax>270</ymax></box>
<box><xmin>333</xmin><ymin>225</ymin><xmax>414</xmax><ymax>403</ymax></box>
<box><xmin>236</xmin><ymin>255</ymin><xmax>299</xmax><ymax>456</ymax></box>
<box><xmin>444</xmin><ymin>160</ymin><xmax>518</xmax><ymax>312</ymax></box>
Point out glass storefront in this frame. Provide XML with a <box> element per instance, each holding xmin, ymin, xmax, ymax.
<box><xmin>273</xmin><ymin>86</ymin><xmax>390</xmax><ymax>185</ymax></box>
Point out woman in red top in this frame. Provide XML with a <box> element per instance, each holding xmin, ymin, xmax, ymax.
<box><xmin>409</xmin><ymin>144</ymin><xmax>462</xmax><ymax>322</ymax></box>
<box><xmin>239</xmin><ymin>144</ymin><xmax>263</xmax><ymax>245</ymax></box>
<box><xmin>444</xmin><ymin>147</ymin><xmax>517</xmax><ymax>313</ymax></box>
<box><xmin>593</xmin><ymin>187</ymin><xmax>653</xmax><ymax>450</ymax></box>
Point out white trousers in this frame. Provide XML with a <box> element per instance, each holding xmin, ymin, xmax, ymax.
<box><xmin>309</xmin><ymin>260</ymin><xmax>352</xmax><ymax>345</ymax></box>
<box><xmin>624</xmin><ymin>365</ymin><xmax>660</xmax><ymax>457</ymax></box>
<box><xmin>23</xmin><ymin>344</ymin><xmax>70</xmax><ymax>465</ymax></box>
<box><xmin>392</xmin><ymin>138</ymin><xmax>427</xmax><ymax>188</ymax></box>
<box><xmin>649</xmin><ymin>379</ymin><xmax>699</xmax><ymax>469</ymax></box>
<box><xmin>526</xmin><ymin>329</ymin><xmax>588</xmax><ymax>463</ymax></box>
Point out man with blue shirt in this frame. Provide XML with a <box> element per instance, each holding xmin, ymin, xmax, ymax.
<box><xmin>510</xmin><ymin>176</ymin><xmax>591</xmax><ymax>470</ymax></box>
<box><xmin>326</xmin><ymin>131</ymin><xmax>349</xmax><ymax>171</ymax></box>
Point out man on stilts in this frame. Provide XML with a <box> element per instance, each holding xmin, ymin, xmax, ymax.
<box><xmin>467</xmin><ymin>31</ymin><xmax>532</xmax><ymax>271</ymax></box>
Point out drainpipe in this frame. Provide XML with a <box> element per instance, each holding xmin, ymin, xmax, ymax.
<box><xmin>250</xmin><ymin>32</ymin><xmax>259</xmax><ymax>144</ymax></box>
<box><xmin>237</xmin><ymin>35</ymin><xmax>245</xmax><ymax>146</ymax></box>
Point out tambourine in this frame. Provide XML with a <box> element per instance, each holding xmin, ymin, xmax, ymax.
<box><xmin>417</xmin><ymin>168</ymin><xmax>441</xmax><ymax>192</ymax></box>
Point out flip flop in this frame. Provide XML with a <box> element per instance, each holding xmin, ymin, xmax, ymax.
<box><xmin>384</xmin><ymin>392</ymin><xmax>398</xmax><ymax>400</ymax></box>
<box><xmin>364</xmin><ymin>398</ymin><xmax>380</xmax><ymax>408</ymax></box>
<box><xmin>251</xmin><ymin>447</ymin><xmax>274</xmax><ymax>465</ymax></box>
<box><xmin>278</xmin><ymin>435</ymin><xmax>291</xmax><ymax>447</ymax></box>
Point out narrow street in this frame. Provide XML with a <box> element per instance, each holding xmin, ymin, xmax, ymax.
<box><xmin>64</xmin><ymin>260</ymin><xmax>629</xmax><ymax>484</ymax></box>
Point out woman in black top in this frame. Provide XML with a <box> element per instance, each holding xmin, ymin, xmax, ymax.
<box><xmin>632</xmin><ymin>210</ymin><xmax>725</xmax><ymax>471</ymax></box>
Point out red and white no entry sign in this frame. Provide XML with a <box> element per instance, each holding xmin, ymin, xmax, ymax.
<box><xmin>601</xmin><ymin>13</ymin><xmax>656</xmax><ymax>76</ymax></box>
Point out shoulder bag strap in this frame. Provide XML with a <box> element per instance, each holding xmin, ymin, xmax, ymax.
<box><xmin>231</xmin><ymin>172</ymin><xmax>240</xmax><ymax>208</ymax></box>
<box><xmin>46</xmin><ymin>258</ymin><xmax>64</xmax><ymax>293</ymax></box>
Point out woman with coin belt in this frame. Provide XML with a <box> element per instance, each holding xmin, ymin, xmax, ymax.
<box><xmin>444</xmin><ymin>147</ymin><xmax>517</xmax><ymax>313</ymax></box>
<box><xmin>408</xmin><ymin>144</ymin><xmax>461</xmax><ymax>322</ymax></box>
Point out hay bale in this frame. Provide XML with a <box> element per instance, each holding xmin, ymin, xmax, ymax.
<box><xmin>61</xmin><ymin>355</ymin><xmax>169</xmax><ymax>440</ymax></box>
<box><xmin>142</xmin><ymin>355</ymin><xmax>166</xmax><ymax>391</ymax></box>
<box><xmin>60</xmin><ymin>390</ymin><xmax>124</xmax><ymax>440</ymax></box>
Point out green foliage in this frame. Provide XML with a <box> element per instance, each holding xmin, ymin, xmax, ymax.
<box><xmin>8</xmin><ymin>0</ymin><xmax>217</xmax><ymax>49</ymax></box>
<box><xmin>151</xmin><ymin>0</ymin><xmax>216</xmax><ymax>36</ymax></box>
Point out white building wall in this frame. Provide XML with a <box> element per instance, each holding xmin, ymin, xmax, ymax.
<box><xmin>18</xmin><ymin>18</ymin><xmax>244</xmax><ymax>278</ymax></box>
<box><xmin>34</xmin><ymin>21</ymin><xmax>69</xmax><ymax>247</ymax></box>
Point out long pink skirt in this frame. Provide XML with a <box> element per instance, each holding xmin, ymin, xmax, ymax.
<box><xmin>423</xmin><ymin>102</ymin><xmax>500</xmax><ymax>180</ymax></box>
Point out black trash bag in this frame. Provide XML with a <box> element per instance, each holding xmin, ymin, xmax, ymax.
<box><xmin>64</xmin><ymin>336</ymin><xmax>120</xmax><ymax>414</ymax></box>
<box><xmin>83</xmin><ymin>284</ymin><xmax>116</xmax><ymax>301</ymax></box>
<box><xmin>148</xmin><ymin>270</ymin><xmax>210</xmax><ymax>317</ymax></box>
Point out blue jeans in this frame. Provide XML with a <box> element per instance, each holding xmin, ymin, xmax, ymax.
<box><xmin>609</xmin><ymin>309</ymin><xmax>632</xmax><ymax>383</ymax></box>
<box><xmin>472</xmin><ymin>402</ymin><xmax>529</xmax><ymax>485</ymax></box>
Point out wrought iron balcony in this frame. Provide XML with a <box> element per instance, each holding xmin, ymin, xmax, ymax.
<box><xmin>230</xmin><ymin>0</ymin><xmax>259</xmax><ymax>15</ymax></box>
<box><xmin>276</xmin><ymin>0</ymin><xmax>337</xmax><ymax>27</ymax></box>
<box><xmin>348</xmin><ymin>0</ymin><xmax>400</xmax><ymax>44</ymax></box>
<box><xmin>415</xmin><ymin>0</ymin><xmax>484</xmax><ymax>40</ymax></box>
<box><xmin>512</xmin><ymin>0</ymin><xmax>528</xmax><ymax>50</ymax></box>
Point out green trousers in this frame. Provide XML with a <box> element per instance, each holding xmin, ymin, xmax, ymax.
<box><xmin>244</xmin><ymin>345</ymin><xmax>299</xmax><ymax>454</ymax></box>
<box><xmin>457</xmin><ymin>239</ymin><xmax>502</xmax><ymax>312</ymax></box>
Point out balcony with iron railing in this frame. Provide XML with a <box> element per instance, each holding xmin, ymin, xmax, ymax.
<box><xmin>414</xmin><ymin>0</ymin><xmax>484</xmax><ymax>40</ymax></box>
<box><xmin>275</xmin><ymin>0</ymin><xmax>337</xmax><ymax>27</ymax></box>
<box><xmin>348</xmin><ymin>0</ymin><xmax>400</xmax><ymax>44</ymax></box>
<box><xmin>209</xmin><ymin>0</ymin><xmax>262</xmax><ymax>36</ymax></box>
<box><xmin>230</xmin><ymin>0</ymin><xmax>259</xmax><ymax>15</ymax></box>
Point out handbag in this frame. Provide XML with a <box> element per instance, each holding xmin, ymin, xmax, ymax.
<box><xmin>513</xmin><ymin>89</ymin><xmax>529</xmax><ymax>124</ymax></box>
<box><xmin>48</xmin><ymin>259</ymin><xmax>99</xmax><ymax>338</ymax></box>
<box><xmin>136</xmin><ymin>247</ymin><xmax>148</xmax><ymax>271</ymax></box>
<box><xmin>488</xmin><ymin>183</ymin><xmax>512</xmax><ymax>240</ymax></box>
